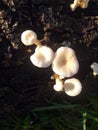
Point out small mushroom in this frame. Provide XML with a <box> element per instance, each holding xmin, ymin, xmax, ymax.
<box><xmin>21</xmin><ymin>30</ymin><xmax>37</xmax><ymax>46</ymax></box>
<box><xmin>90</xmin><ymin>62</ymin><xmax>98</xmax><ymax>76</ymax></box>
<box><xmin>64</xmin><ymin>78</ymin><xmax>82</xmax><ymax>96</ymax></box>
<box><xmin>30</xmin><ymin>46</ymin><xmax>54</xmax><ymax>68</ymax></box>
<box><xmin>53</xmin><ymin>74</ymin><xmax>64</xmax><ymax>92</ymax></box>
<box><xmin>70</xmin><ymin>0</ymin><xmax>90</xmax><ymax>11</ymax></box>
<box><xmin>52</xmin><ymin>47</ymin><xmax>79</xmax><ymax>79</ymax></box>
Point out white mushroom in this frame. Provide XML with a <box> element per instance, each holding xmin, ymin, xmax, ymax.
<box><xmin>52</xmin><ymin>47</ymin><xmax>79</xmax><ymax>78</ymax></box>
<box><xmin>30</xmin><ymin>46</ymin><xmax>54</xmax><ymax>68</ymax></box>
<box><xmin>64</xmin><ymin>78</ymin><xmax>82</xmax><ymax>96</ymax></box>
<box><xmin>21</xmin><ymin>30</ymin><xmax>41</xmax><ymax>46</ymax></box>
<box><xmin>90</xmin><ymin>62</ymin><xmax>98</xmax><ymax>76</ymax></box>
<box><xmin>53</xmin><ymin>74</ymin><xmax>64</xmax><ymax>92</ymax></box>
<box><xmin>70</xmin><ymin>0</ymin><xmax>90</xmax><ymax>11</ymax></box>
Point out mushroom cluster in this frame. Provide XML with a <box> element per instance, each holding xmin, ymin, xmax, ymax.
<box><xmin>21</xmin><ymin>30</ymin><xmax>82</xmax><ymax>97</ymax></box>
<box><xmin>21</xmin><ymin>30</ymin><xmax>54</xmax><ymax>68</ymax></box>
<box><xmin>51</xmin><ymin>74</ymin><xmax>82</xmax><ymax>97</ymax></box>
<box><xmin>70</xmin><ymin>0</ymin><xmax>90</xmax><ymax>11</ymax></box>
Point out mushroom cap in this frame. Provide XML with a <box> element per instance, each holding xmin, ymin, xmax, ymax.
<box><xmin>91</xmin><ymin>62</ymin><xmax>98</xmax><ymax>75</ymax></box>
<box><xmin>30</xmin><ymin>46</ymin><xmax>54</xmax><ymax>68</ymax></box>
<box><xmin>70</xmin><ymin>0</ymin><xmax>90</xmax><ymax>11</ymax></box>
<box><xmin>21</xmin><ymin>30</ymin><xmax>37</xmax><ymax>46</ymax></box>
<box><xmin>79</xmin><ymin>0</ymin><xmax>90</xmax><ymax>8</ymax></box>
<box><xmin>64</xmin><ymin>78</ymin><xmax>82</xmax><ymax>96</ymax></box>
<box><xmin>70</xmin><ymin>4</ymin><xmax>76</xmax><ymax>11</ymax></box>
<box><xmin>53</xmin><ymin>79</ymin><xmax>64</xmax><ymax>92</ymax></box>
<box><xmin>52</xmin><ymin>47</ymin><xmax>79</xmax><ymax>78</ymax></box>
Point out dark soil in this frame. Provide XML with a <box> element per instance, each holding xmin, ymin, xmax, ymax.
<box><xmin>0</xmin><ymin>0</ymin><xmax>98</xmax><ymax>119</ymax></box>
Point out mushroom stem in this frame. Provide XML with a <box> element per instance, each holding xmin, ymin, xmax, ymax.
<box><xmin>53</xmin><ymin>73</ymin><xmax>64</xmax><ymax>92</ymax></box>
<box><xmin>54</xmin><ymin>73</ymin><xmax>60</xmax><ymax>81</ymax></box>
<box><xmin>33</xmin><ymin>39</ymin><xmax>42</xmax><ymax>47</ymax></box>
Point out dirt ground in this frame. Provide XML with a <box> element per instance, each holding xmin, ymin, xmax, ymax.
<box><xmin>0</xmin><ymin>0</ymin><xmax>98</xmax><ymax>119</ymax></box>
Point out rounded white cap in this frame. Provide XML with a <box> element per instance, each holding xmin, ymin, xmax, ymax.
<box><xmin>52</xmin><ymin>47</ymin><xmax>79</xmax><ymax>78</ymax></box>
<box><xmin>21</xmin><ymin>30</ymin><xmax>37</xmax><ymax>46</ymax></box>
<box><xmin>64</xmin><ymin>78</ymin><xmax>82</xmax><ymax>96</ymax></box>
<box><xmin>30</xmin><ymin>46</ymin><xmax>54</xmax><ymax>68</ymax></box>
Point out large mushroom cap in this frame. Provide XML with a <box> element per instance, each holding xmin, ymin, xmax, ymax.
<box><xmin>21</xmin><ymin>30</ymin><xmax>37</xmax><ymax>46</ymax></box>
<box><xmin>30</xmin><ymin>46</ymin><xmax>54</xmax><ymax>68</ymax></box>
<box><xmin>52</xmin><ymin>47</ymin><xmax>79</xmax><ymax>78</ymax></box>
<box><xmin>64</xmin><ymin>78</ymin><xmax>82</xmax><ymax>96</ymax></box>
